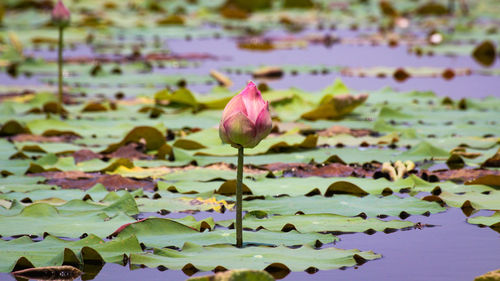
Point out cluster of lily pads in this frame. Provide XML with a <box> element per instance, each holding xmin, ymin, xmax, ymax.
<box><xmin>0</xmin><ymin>0</ymin><xmax>499</xmax><ymax>280</ymax></box>
<box><xmin>1</xmin><ymin>77</ymin><xmax>499</xmax><ymax>278</ymax></box>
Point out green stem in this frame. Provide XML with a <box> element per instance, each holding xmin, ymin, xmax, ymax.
<box><xmin>236</xmin><ymin>146</ymin><xmax>244</xmax><ymax>248</ymax></box>
<box><xmin>57</xmin><ymin>26</ymin><xmax>64</xmax><ymax>117</ymax></box>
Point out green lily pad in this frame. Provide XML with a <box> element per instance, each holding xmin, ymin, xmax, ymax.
<box><xmin>0</xmin><ymin>234</ymin><xmax>142</xmax><ymax>272</ymax></box>
<box><xmin>218</xmin><ymin>213</ymin><xmax>414</xmax><ymax>233</ymax></box>
<box><xmin>129</xmin><ymin>242</ymin><xmax>381</xmax><ymax>274</ymax></box>
<box><xmin>114</xmin><ymin>217</ymin><xmax>337</xmax><ymax>248</ymax></box>
<box><xmin>437</xmin><ymin>191</ymin><xmax>500</xmax><ymax>210</ymax></box>
<box><xmin>242</xmin><ymin>195</ymin><xmax>445</xmax><ymax>217</ymax></box>
<box><xmin>0</xmin><ymin>203</ymin><xmax>135</xmax><ymax>238</ymax></box>
<box><xmin>467</xmin><ymin>212</ymin><xmax>500</xmax><ymax>227</ymax></box>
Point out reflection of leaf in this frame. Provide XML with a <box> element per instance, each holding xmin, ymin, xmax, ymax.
<box><xmin>472</xmin><ymin>41</ymin><xmax>496</xmax><ymax>67</ymax></box>
<box><xmin>221</xmin><ymin>0</ymin><xmax>272</xmax><ymax>12</ymax></box>
<box><xmin>415</xmin><ymin>2</ymin><xmax>447</xmax><ymax>16</ymax></box>
<box><xmin>0</xmin><ymin>120</ymin><xmax>30</xmax><ymax>136</ymax></box>
<box><xmin>379</xmin><ymin>1</ymin><xmax>398</xmax><ymax>17</ymax></box>
<box><xmin>187</xmin><ymin>270</ymin><xmax>274</xmax><ymax>281</ymax></box>
<box><xmin>283</xmin><ymin>0</ymin><xmax>314</xmax><ymax>9</ymax></box>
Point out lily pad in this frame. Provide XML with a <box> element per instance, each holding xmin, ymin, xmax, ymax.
<box><xmin>218</xmin><ymin>213</ymin><xmax>414</xmax><ymax>233</ymax></box>
<box><xmin>114</xmin><ymin>217</ymin><xmax>337</xmax><ymax>248</ymax></box>
<box><xmin>0</xmin><ymin>234</ymin><xmax>142</xmax><ymax>272</ymax></box>
<box><xmin>129</xmin><ymin>243</ymin><xmax>381</xmax><ymax>276</ymax></box>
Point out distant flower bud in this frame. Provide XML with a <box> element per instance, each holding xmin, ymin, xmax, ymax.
<box><xmin>51</xmin><ymin>0</ymin><xmax>70</xmax><ymax>27</ymax></box>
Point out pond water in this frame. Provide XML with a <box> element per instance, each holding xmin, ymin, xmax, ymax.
<box><xmin>4</xmin><ymin>29</ymin><xmax>500</xmax><ymax>99</ymax></box>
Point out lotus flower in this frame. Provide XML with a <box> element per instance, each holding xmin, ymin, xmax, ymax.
<box><xmin>219</xmin><ymin>81</ymin><xmax>272</xmax><ymax>148</ymax></box>
<box><xmin>51</xmin><ymin>0</ymin><xmax>70</xmax><ymax>27</ymax></box>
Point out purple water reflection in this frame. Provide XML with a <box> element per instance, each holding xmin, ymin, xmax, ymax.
<box><xmin>24</xmin><ymin>45</ymin><xmax>94</xmax><ymax>61</ymax></box>
<box><xmin>3</xmin><ymin>31</ymin><xmax>499</xmax><ymax>99</ymax></box>
<box><xmin>164</xmin><ymin>37</ymin><xmax>500</xmax><ymax>98</ymax></box>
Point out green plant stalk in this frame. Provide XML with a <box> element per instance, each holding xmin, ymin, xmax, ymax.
<box><xmin>57</xmin><ymin>25</ymin><xmax>64</xmax><ymax>117</ymax></box>
<box><xmin>236</xmin><ymin>146</ymin><xmax>244</xmax><ymax>248</ymax></box>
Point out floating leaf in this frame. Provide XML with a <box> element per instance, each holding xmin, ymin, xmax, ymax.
<box><xmin>435</xmin><ymin>191</ymin><xmax>500</xmax><ymax>211</ymax></box>
<box><xmin>242</xmin><ymin>194</ymin><xmax>445</xmax><ymax>217</ymax></box>
<box><xmin>0</xmin><ymin>234</ymin><xmax>142</xmax><ymax>272</ymax></box>
<box><xmin>0</xmin><ymin>203</ymin><xmax>135</xmax><ymax>238</ymax></box>
<box><xmin>130</xmin><ymin>243</ymin><xmax>380</xmax><ymax>277</ymax></box>
<box><xmin>218</xmin><ymin>213</ymin><xmax>414</xmax><ymax>233</ymax></box>
<box><xmin>113</xmin><ymin>217</ymin><xmax>337</xmax><ymax>248</ymax></box>
<box><xmin>102</xmin><ymin>126</ymin><xmax>166</xmax><ymax>154</ymax></box>
<box><xmin>467</xmin><ymin>212</ymin><xmax>500</xmax><ymax>227</ymax></box>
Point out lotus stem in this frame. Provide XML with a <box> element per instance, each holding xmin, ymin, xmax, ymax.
<box><xmin>236</xmin><ymin>146</ymin><xmax>244</xmax><ymax>248</ymax></box>
<box><xmin>57</xmin><ymin>25</ymin><xmax>64</xmax><ymax>117</ymax></box>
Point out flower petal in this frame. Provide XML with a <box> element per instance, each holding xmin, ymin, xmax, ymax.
<box><xmin>254</xmin><ymin>101</ymin><xmax>272</xmax><ymax>143</ymax></box>
<box><xmin>218</xmin><ymin>120</ymin><xmax>231</xmax><ymax>145</ymax></box>
<box><xmin>221</xmin><ymin>94</ymin><xmax>246</xmax><ymax>121</ymax></box>
<box><xmin>52</xmin><ymin>0</ymin><xmax>71</xmax><ymax>25</ymax></box>
<box><xmin>223</xmin><ymin>112</ymin><xmax>256</xmax><ymax>148</ymax></box>
<box><xmin>241</xmin><ymin>81</ymin><xmax>266</xmax><ymax>123</ymax></box>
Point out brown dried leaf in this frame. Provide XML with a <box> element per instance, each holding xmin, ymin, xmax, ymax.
<box><xmin>424</xmin><ymin>169</ymin><xmax>500</xmax><ymax>183</ymax></box>
<box><xmin>210</xmin><ymin>69</ymin><xmax>233</xmax><ymax>87</ymax></box>
<box><xmin>46</xmin><ymin>174</ymin><xmax>155</xmax><ymax>190</ymax></box>
<box><xmin>73</xmin><ymin>149</ymin><xmax>102</xmax><ymax>163</ymax></box>
<box><xmin>482</xmin><ymin>149</ymin><xmax>500</xmax><ymax>168</ymax></box>
<box><xmin>12</xmin><ymin>265</ymin><xmax>82</xmax><ymax>280</ymax></box>
<box><xmin>252</xmin><ymin>66</ymin><xmax>284</xmax><ymax>79</ymax></box>
<box><xmin>108</xmin><ymin>143</ymin><xmax>151</xmax><ymax>160</ymax></box>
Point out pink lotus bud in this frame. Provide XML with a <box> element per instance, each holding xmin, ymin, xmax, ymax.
<box><xmin>51</xmin><ymin>0</ymin><xmax>70</xmax><ymax>27</ymax></box>
<box><xmin>219</xmin><ymin>81</ymin><xmax>272</xmax><ymax>148</ymax></box>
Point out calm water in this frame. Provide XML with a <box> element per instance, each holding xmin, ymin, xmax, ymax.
<box><xmin>3</xmin><ymin>29</ymin><xmax>500</xmax><ymax>98</ymax></box>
